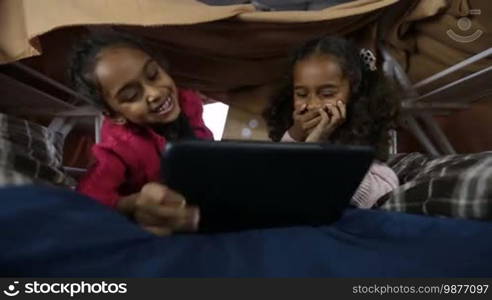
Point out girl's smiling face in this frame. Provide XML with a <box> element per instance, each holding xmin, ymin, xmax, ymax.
<box><xmin>293</xmin><ymin>54</ymin><xmax>350</xmax><ymax>111</ymax></box>
<box><xmin>94</xmin><ymin>46</ymin><xmax>180</xmax><ymax>125</ymax></box>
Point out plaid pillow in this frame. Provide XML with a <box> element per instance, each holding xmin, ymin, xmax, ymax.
<box><xmin>378</xmin><ymin>152</ymin><xmax>492</xmax><ymax>220</ymax></box>
<box><xmin>0</xmin><ymin>113</ymin><xmax>76</xmax><ymax>187</ymax></box>
<box><xmin>385</xmin><ymin>153</ymin><xmax>432</xmax><ymax>184</ymax></box>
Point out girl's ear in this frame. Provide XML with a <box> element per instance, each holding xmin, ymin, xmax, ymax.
<box><xmin>111</xmin><ymin>116</ymin><xmax>127</xmax><ymax>125</ymax></box>
<box><xmin>104</xmin><ymin>111</ymin><xmax>127</xmax><ymax>125</ymax></box>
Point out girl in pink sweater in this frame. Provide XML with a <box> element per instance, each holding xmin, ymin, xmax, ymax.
<box><xmin>264</xmin><ymin>36</ymin><xmax>400</xmax><ymax>208</ymax></box>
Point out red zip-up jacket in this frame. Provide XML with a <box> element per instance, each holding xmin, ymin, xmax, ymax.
<box><xmin>77</xmin><ymin>90</ymin><xmax>213</xmax><ymax>207</ymax></box>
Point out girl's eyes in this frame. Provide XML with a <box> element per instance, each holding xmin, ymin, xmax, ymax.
<box><xmin>320</xmin><ymin>89</ymin><xmax>336</xmax><ymax>97</ymax></box>
<box><xmin>120</xmin><ymin>87</ymin><xmax>140</xmax><ymax>102</ymax></box>
<box><xmin>320</xmin><ymin>92</ymin><xmax>335</xmax><ymax>98</ymax></box>
<box><xmin>147</xmin><ymin>65</ymin><xmax>159</xmax><ymax>81</ymax></box>
<box><xmin>294</xmin><ymin>89</ymin><xmax>336</xmax><ymax>98</ymax></box>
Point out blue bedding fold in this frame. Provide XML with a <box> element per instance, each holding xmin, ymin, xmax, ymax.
<box><xmin>1</xmin><ymin>185</ymin><xmax>491</xmax><ymax>277</ymax></box>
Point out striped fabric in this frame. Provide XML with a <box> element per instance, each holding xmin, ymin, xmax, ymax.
<box><xmin>377</xmin><ymin>152</ymin><xmax>492</xmax><ymax>220</ymax></box>
<box><xmin>0</xmin><ymin>113</ymin><xmax>76</xmax><ymax>187</ymax></box>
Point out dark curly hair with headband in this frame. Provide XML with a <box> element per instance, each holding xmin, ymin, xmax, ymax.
<box><xmin>263</xmin><ymin>36</ymin><xmax>399</xmax><ymax>161</ymax></box>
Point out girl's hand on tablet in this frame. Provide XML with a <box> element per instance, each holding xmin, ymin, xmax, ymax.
<box><xmin>118</xmin><ymin>182</ymin><xmax>200</xmax><ymax>236</ymax></box>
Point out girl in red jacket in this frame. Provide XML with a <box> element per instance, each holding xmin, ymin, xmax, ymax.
<box><xmin>69</xmin><ymin>33</ymin><xmax>213</xmax><ymax>235</ymax></box>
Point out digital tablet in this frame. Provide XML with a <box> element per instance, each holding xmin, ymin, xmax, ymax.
<box><xmin>162</xmin><ymin>140</ymin><xmax>374</xmax><ymax>232</ymax></box>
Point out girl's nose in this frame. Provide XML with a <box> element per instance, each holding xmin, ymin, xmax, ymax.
<box><xmin>145</xmin><ymin>85</ymin><xmax>160</xmax><ymax>103</ymax></box>
<box><xmin>146</xmin><ymin>95</ymin><xmax>158</xmax><ymax>103</ymax></box>
<box><xmin>307</xmin><ymin>97</ymin><xmax>322</xmax><ymax>110</ymax></box>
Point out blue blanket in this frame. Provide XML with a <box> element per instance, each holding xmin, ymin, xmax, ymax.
<box><xmin>1</xmin><ymin>185</ymin><xmax>491</xmax><ymax>277</ymax></box>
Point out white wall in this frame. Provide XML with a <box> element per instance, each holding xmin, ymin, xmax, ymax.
<box><xmin>202</xmin><ymin>102</ymin><xmax>230</xmax><ymax>140</ymax></box>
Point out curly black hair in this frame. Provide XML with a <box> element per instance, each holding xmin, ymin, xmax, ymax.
<box><xmin>263</xmin><ymin>36</ymin><xmax>399</xmax><ymax>161</ymax></box>
<box><xmin>68</xmin><ymin>32</ymin><xmax>195</xmax><ymax>140</ymax></box>
<box><xmin>68</xmin><ymin>32</ymin><xmax>167</xmax><ymax>110</ymax></box>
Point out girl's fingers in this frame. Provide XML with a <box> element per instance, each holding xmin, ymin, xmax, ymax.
<box><xmin>177</xmin><ymin>206</ymin><xmax>200</xmax><ymax>232</ymax></box>
<box><xmin>140</xmin><ymin>204</ymin><xmax>199</xmax><ymax>230</ymax></box>
<box><xmin>142</xmin><ymin>225</ymin><xmax>173</xmax><ymax>236</ymax></box>
<box><xmin>299</xmin><ymin>103</ymin><xmax>308</xmax><ymax>113</ymax></box>
<box><xmin>140</xmin><ymin>182</ymin><xmax>186</xmax><ymax>207</ymax></box>
<box><xmin>293</xmin><ymin>103</ymin><xmax>307</xmax><ymax>117</ymax></box>
<box><xmin>337</xmin><ymin>100</ymin><xmax>346</xmax><ymax>120</ymax></box>
<box><xmin>302</xmin><ymin>116</ymin><xmax>322</xmax><ymax>131</ymax></box>
<box><xmin>136</xmin><ymin>203</ymin><xmax>186</xmax><ymax>224</ymax></box>
<box><xmin>161</xmin><ymin>188</ymin><xmax>187</xmax><ymax>208</ymax></box>
<box><xmin>135</xmin><ymin>207</ymin><xmax>182</xmax><ymax>226</ymax></box>
<box><xmin>142</xmin><ymin>207</ymin><xmax>198</xmax><ymax>236</ymax></box>
<box><xmin>305</xmin><ymin>112</ymin><xmax>327</xmax><ymax>143</ymax></box>
<box><xmin>299</xmin><ymin>109</ymin><xmax>321</xmax><ymax>123</ymax></box>
<box><xmin>326</xmin><ymin>104</ymin><xmax>340</xmax><ymax>125</ymax></box>
<box><xmin>318</xmin><ymin>107</ymin><xmax>330</xmax><ymax>125</ymax></box>
<box><xmin>139</xmin><ymin>182</ymin><xmax>169</xmax><ymax>205</ymax></box>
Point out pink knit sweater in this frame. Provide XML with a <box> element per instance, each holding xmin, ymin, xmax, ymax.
<box><xmin>281</xmin><ymin>132</ymin><xmax>399</xmax><ymax>208</ymax></box>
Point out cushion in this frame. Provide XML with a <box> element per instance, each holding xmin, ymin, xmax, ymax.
<box><xmin>377</xmin><ymin>152</ymin><xmax>492</xmax><ymax>220</ymax></box>
<box><xmin>0</xmin><ymin>113</ymin><xmax>76</xmax><ymax>187</ymax></box>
